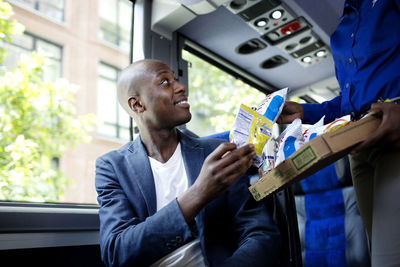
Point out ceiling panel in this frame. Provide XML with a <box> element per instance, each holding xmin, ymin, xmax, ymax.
<box><xmin>177</xmin><ymin>0</ymin><xmax>345</xmax><ymax>93</ymax></box>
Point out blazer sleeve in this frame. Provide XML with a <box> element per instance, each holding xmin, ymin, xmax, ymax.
<box><xmin>95</xmin><ymin>156</ymin><xmax>196</xmax><ymax>267</ymax></box>
<box><xmin>222</xmin><ymin>175</ymin><xmax>282</xmax><ymax>267</ymax></box>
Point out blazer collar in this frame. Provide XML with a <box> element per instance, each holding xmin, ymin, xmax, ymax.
<box><xmin>126</xmin><ymin>130</ymin><xmax>205</xmax><ymax>216</ymax></box>
<box><xmin>179</xmin><ymin>130</ymin><xmax>204</xmax><ymax>187</ymax></box>
<box><xmin>127</xmin><ymin>137</ymin><xmax>157</xmax><ymax>216</ymax></box>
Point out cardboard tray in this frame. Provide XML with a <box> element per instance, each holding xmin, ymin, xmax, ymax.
<box><xmin>249</xmin><ymin>115</ymin><xmax>381</xmax><ymax>201</ymax></box>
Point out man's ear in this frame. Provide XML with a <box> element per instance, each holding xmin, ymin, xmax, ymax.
<box><xmin>128</xmin><ymin>96</ymin><xmax>145</xmax><ymax>113</ymax></box>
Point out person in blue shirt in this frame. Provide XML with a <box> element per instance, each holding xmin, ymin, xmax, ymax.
<box><xmin>95</xmin><ymin>59</ymin><xmax>281</xmax><ymax>266</ymax></box>
<box><xmin>277</xmin><ymin>1</ymin><xmax>400</xmax><ymax>266</ymax></box>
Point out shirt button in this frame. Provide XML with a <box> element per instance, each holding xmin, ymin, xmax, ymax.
<box><xmin>351</xmin><ymin>33</ymin><xmax>354</xmax><ymax>38</ymax></box>
<box><xmin>348</xmin><ymin>58</ymin><xmax>353</xmax><ymax>63</ymax></box>
<box><xmin>346</xmin><ymin>83</ymin><xmax>349</xmax><ymax>88</ymax></box>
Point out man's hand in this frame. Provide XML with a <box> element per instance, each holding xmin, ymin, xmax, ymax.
<box><xmin>178</xmin><ymin>143</ymin><xmax>256</xmax><ymax>223</ymax></box>
<box><xmin>276</xmin><ymin>101</ymin><xmax>304</xmax><ymax>124</ymax></box>
<box><xmin>352</xmin><ymin>102</ymin><xmax>400</xmax><ymax>153</ymax></box>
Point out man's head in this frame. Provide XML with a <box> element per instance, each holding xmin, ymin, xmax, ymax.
<box><xmin>117</xmin><ymin>59</ymin><xmax>191</xmax><ymax>131</ymax></box>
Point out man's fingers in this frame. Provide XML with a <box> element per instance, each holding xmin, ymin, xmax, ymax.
<box><xmin>277</xmin><ymin>113</ymin><xmax>302</xmax><ymax>124</ymax></box>
<box><xmin>208</xmin><ymin>142</ymin><xmax>237</xmax><ymax>161</ymax></box>
<box><xmin>351</xmin><ymin>109</ymin><xmax>387</xmax><ymax>153</ymax></box>
<box><xmin>216</xmin><ymin>144</ymin><xmax>255</xmax><ymax>168</ymax></box>
<box><xmin>213</xmin><ymin>153</ymin><xmax>254</xmax><ymax>185</ymax></box>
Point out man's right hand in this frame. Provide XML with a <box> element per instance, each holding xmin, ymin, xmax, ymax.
<box><xmin>177</xmin><ymin>143</ymin><xmax>256</xmax><ymax>223</ymax></box>
<box><xmin>276</xmin><ymin>101</ymin><xmax>304</xmax><ymax>124</ymax></box>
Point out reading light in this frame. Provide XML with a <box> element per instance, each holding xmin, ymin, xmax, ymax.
<box><xmin>271</xmin><ymin>10</ymin><xmax>283</xmax><ymax>20</ymax></box>
<box><xmin>302</xmin><ymin>56</ymin><xmax>312</xmax><ymax>63</ymax></box>
<box><xmin>315</xmin><ymin>50</ymin><xmax>327</xmax><ymax>57</ymax></box>
<box><xmin>254</xmin><ymin>18</ymin><xmax>268</xmax><ymax>27</ymax></box>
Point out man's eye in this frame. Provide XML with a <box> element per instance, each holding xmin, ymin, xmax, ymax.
<box><xmin>161</xmin><ymin>79</ymin><xmax>169</xmax><ymax>86</ymax></box>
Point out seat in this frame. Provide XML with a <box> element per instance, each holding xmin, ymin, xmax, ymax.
<box><xmin>292</xmin><ymin>156</ymin><xmax>370</xmax><ymax>267</ymax></box>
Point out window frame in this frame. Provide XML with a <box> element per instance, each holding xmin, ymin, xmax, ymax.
<box><xmin>0</xmin><ymin>201</ymin><xmax>99</xmax><ymax>250</ymax></box>
<box><xmin>3</xmin><ymin>30</ymin><xmax>63</xmax><ymax>78</ymax></box>
<box><xmin>8</xmin><ymin>0</ymin><xmax>65</xmax><ymax>22</ymax></box>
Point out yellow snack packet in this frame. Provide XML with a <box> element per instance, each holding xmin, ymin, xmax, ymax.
<box><xmin>229</xmin><ymin>104</ymin><xmax>273</xmax><ymax>166</ymax></box>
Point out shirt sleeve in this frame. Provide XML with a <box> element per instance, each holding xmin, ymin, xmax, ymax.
<box><xmin>302</xmin><ymin>95</ymin><xmax>342</xmax><ymax>124</ymax></box>
<box><xmin>95</xmin><ymin>157</ymin><xmax>196</xmax><ymax>267</ymax></box>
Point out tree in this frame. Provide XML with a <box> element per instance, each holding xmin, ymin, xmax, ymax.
<box><xmin>0</xmin><ymin>0</ymin><xmax>95</xmax><ymax>202</ymax></box>
<box><xmin>183</xmin><ymin>51</ymin><xmax>267</xmax><ymax>137</ymax></box>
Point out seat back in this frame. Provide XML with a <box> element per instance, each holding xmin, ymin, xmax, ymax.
<box><xmin>293</xmin><ymin>156</ymin><xmax>370</xmax><ymax>267</ymax></box>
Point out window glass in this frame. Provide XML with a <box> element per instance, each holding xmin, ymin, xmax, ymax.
<box><xmin>99</xmin><ymin>0</ymin><xmax>132</xmax><ymax>53</ymax></box>
<box><xmin>182</xmin><ymin>50</ymin><xmax>267</xmax><ymax>137</ymax></box>
<box><xmin>10</xmin><ymin>0</ymin><xmax>65</xmax><ymax>21</ymax></box>
<box><xmin>97</xmin><ymin>62</ymin><xmax>133</xmax><ymax>142</ymax></box>
<box><xmin>0</xmin><ymin>1</ymin><xmax>132</xmax><ymax>204</ymax></box>
<box><xmin>2</xmin><ymin>32</ymin><xmax>61</xmax><ymax>81</ymax></box>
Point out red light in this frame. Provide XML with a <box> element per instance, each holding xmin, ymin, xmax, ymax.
<box><xmin>280</xmin><ymin>21</ymin><xmax>301</xmax><ymax>35</ymax></box>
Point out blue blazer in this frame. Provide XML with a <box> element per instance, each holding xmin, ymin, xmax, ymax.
<box><xmin>95</xmin><ymin>131</ymin><xmax>281</xmax><ymax>267</ymax></box>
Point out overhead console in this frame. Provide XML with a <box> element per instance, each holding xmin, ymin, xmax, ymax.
<box><xmin>225</xmin><ymin>0</ymin><xmax>330</xmax><ymax>67</ymax></box>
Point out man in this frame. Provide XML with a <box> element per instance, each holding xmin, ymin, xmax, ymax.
<box><xmin>277</xmin><ymin>1</ymin><xmax>400</xmax><ymax>266</ymax></box>
<box><xmin>95</xmin><ymin>59</ymin><xmax>281</xmax><ymax>267</ymax></box>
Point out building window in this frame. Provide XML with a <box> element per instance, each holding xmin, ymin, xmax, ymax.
<box><xmin>9</xmin><ymin>0</ymin><xmax>65</xmax><ymax>22</ymax></box>
<box><xmin>97</xmin><ymin>62</ymin><xmax>131</xmax><ymax>141</ymax></box>
<box><xmin>2</xmin><ymin>32</ymin><xmax>62</xmax><ymax>81</ymax></box>
<box><xmin>99</xmin><ymin>0</ymin><xmax>132</xmax><ymax>53</ymax></box>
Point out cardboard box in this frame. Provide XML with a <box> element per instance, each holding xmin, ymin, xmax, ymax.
<box><xmin>249</xmin><ymin>115</ymin><xmax>381</xmax><ymax>201</ymax></box>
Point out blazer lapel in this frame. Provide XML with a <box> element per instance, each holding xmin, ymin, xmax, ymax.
<box><xmin>127</xmin><ymin>137</ymin><xmax>157</xmax><ymax>216</ymax></box>
<box><xmin>179</xmin><ymin>131</ymin><xmax>206</xmax><ymax>238</ymax></box>
<box><xmin>180</xmin><ymin>132</ymin><xmax>204</xmax><ymax>187</ymax></box>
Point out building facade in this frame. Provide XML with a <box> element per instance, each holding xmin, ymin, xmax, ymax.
<box><xmin>5</xmin><ymin>0</ymin><xmax>134</xmax><ymax>204</ymax></box>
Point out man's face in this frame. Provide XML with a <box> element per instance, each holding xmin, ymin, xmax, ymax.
<box><xmin>139</xmin><ymin>62</ymin><xmax>191</xmax><ymax>130</ymax></box>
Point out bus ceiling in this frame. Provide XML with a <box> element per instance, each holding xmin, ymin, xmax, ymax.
<box><xmin>143</xmin><ymin>0</ymin><xmax>344</xmax><ymax>99</ymax></box>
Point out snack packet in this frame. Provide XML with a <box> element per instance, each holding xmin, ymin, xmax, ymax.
<box><xmin>303</xmin><ymin>115</ymin><xmax>325</xmax><ymax>143</ymax></box>
<box><xmin>275</xmin><ymin>118</ymin><xmax>304</xmax><ymax>167</ymax></box>
<box><xmin>259</xmin><ymin>137</ymin><xmax>278</xmax><ymax>176</ymax></box>
<box><xmin>229</xmin><ymin>104</ymin><xmax>273</xmax><ymax>167</ymax></box>
<box><xmin>323</xmin><ymin>114</ymin><xmax>351</xmax><ymax>133</ymax></box>
<box><xmin>303</xmin><ymin>114</ymin><xmax>351</xmax><ymax>144</ymax></box>
<box><xmin>256</xmin><ymin>87</ymin><xmax>288</xmax><ymax>123</ymax></box>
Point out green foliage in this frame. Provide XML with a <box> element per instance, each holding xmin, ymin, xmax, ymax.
<box><xmin>0</xmin><ymin>1</ymin><xmax>95</xmax><ymax>202</ymax></box>
<box><xmin>0</xmin><ymin>0</ymin><xmax>24</xmax><ymax>63</ymax></box>
<box><xmin>183</xmin><ymin>51</ymin><xmax>267</xmax><ymax>137</ymax></box>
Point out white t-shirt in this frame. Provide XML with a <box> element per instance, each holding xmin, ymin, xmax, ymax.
<box><xmin>149</xmin><ymin>143</ymin><xmax>188</xmax><ymax>211</ymax></box>
<box><xmin>148</xmin><ymin>143</ymin><xmax>207</xmax><ymax>267</ymax></box>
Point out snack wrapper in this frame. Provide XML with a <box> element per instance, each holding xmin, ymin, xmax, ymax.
<box><xmin>256</xmin><ymin>87</ymin><xmax>288</xmax><ymax>123</ymax></box>
<box><xmin>275</xmin><ymin>118</ymin><xmax>304</xmax><ymax>167</ymax></box>
<box><xmin>259</xmin><ymin>137</ymin><xmax>278</xmax><ymax>176</ymax></box>
<box><xmin>229</xmin><ymin>104</ymin><xmax>273</xmax><ymax>167</ymax></box>
<box><xmin>303</xmin><ymin>115</ymin><xmax>325</xmax><ymax>143</ymax></box>
<box><xmin>303</xmin><ymin>115</ymin><xmax>351</xmax><ymax>143</ymax></box>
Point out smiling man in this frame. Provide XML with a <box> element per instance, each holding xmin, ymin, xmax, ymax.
<box><xmin>95</xmin><ymin>59</ymin><xmax>281</xmax><ymax>267</ymax></box>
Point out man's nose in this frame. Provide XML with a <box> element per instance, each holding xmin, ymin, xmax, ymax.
<box><xmin>173</xmin><ymin>80</ymin><xmax>186</xmax><ymax>94</ymax></box>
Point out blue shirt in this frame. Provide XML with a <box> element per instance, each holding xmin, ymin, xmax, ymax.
<box><xmin>302</xmin><ymin>0</ymin><xmax>400</xmax><ymax>124</ymax></box>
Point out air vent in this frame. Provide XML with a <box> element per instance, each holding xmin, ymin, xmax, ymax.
<box><xmin>276</xmin><ymin>29</ymin><xmax>317</xmax><ymax>52</ymax></box>
<box><xmin>235</xmin><ymin>38</ymin><xmax>267</xmax><ymax>54</ymax></box>
<box><xmin>260</xmin><ymin>55</ymin><xmax>288</xmax><ymax>69</ymax></box>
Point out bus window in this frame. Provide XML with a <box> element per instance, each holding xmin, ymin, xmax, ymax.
<box><xmin>0</xmin><ymin>0</ymin><xmax>133</xmax><ymax>205</ymax></box>
<box><xmin>182</xmin><ymin>49</ymin><xmax>267</xmax><ymax>137</ymax></box>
